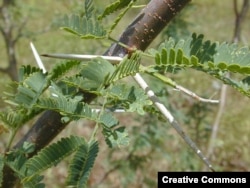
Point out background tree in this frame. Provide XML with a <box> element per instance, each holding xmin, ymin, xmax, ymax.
<box><xmin>0</xmin><ymin>0</ymin><xmax>52</xmax><ymax>81</ymax></box>
<box><xmin>0</xmin><ymin>0</ymin><xmax>22</xmax><ymax>81</ymax></box>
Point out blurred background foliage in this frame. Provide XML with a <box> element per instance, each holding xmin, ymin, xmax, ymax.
<box><xmin>0</xmin><ymin>0</ymin><xmax>249</xmax><ymax>187</ymax></box>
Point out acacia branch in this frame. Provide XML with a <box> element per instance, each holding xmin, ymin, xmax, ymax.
<box><xmin>2</xmin><ymin>0</ymin><xmax>191</xmax><ymax>187</ymax></box>
<box><xmin>174</xmin><ymin>85</ymin><xmax>219</xmax><ymax>103</ymax></box>
<box><xmin>133</xmin><ymin>73</ymin><xmax>214</xmax><ymax>171</ymax></box>
<box><xmin>42</xmin><ymin>53</ymin><xmax>216</xmax><ymax>170</ymax></box>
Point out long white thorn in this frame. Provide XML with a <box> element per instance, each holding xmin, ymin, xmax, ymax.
<box><xmin>30</xmin><ymin>42</ymin><xmax>47</xmax><ymax>73</ymax></box>
<box><xmin>92</xmin><ymin>108</ymin><xmax>125</xmax><ymax>113</ymax></box>
<box><xmin>41</xmin><ymin>53</ymin><xmax>121</xmax><ymax>64</ymax></box>
<box><xmin>30</xmin><ymin>42</ymin><xmax>59</xmax><ymax>97</ymax></box>
<box><xmin>42</xmin><ymin>53</ymin><xmax>219</xmax><ymax>104</ymax></box>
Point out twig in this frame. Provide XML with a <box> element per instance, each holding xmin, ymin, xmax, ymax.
<box><xmin>203</xmin><ymin>82</ymin><xmax>228</xmax><ymax>171</ymax></box>
<box><xmin>175</xmin><ymin>85</ymin><xmax>219</xmax><ymax>104</ymax></box>
<box><xmin>148</xmin><ymin>72</ymin><xmax>219</xmax><ymax>104</ymax></box>
<box><xmin>41</xmin><ymin>53</ymin><xmax>121</xmax><ymax>64</ymax></box>
<box><xmin>133</xmin><ymin>73</ymin><xmax>214</xmax><ymax>171</ymax></box>
<box><xmin>42</xmin><ymin>53</ymin><xmax>215</xmax><ymax>171</ymax></box>
<box><xmin>42</xmin><ymin>53</ymin><xmax>219</xmax><ymax>104</ymax></box>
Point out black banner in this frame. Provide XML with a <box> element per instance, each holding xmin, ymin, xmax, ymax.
<box><xmin>158</xmin><ymin>172</ymin><xmax>250</xmax><ymax>187</ymax></box>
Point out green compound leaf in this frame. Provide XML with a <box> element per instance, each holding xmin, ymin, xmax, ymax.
<box><xmin>213</xmin><ymin>42</ymin><xmax>250</xmax><ymax>72</ymax></box>
<box><xmin>18</xmin><ymin>65</ymin><xmax>42</xmax><ymax>82</ymax></box>
<box><xmin>107</xmin><ymin>51</ymin><xmax>141</xmax><ymax>83</ymax></box>
<box><xmin>104</xmin><ymin>0</ymin><xmax>137</xmax><ymax>35</ymax></box>
<box><xmin>66</xmin><ymin>141</ymin><xmax>99</xmax><ymax>188</ymax></box>
<box><xmin>19</xmin><ymin>136</ymin><xmax>89</xmax><ymax>187</ymax></box>
<box><xmin>63</xmin><ymin>58</ymin><xmax>115</xmax><ymax>93</ymax></box>
<box><xmin>99</xmin><ymin>112</ymin><xmax>119</xmax><ymax>129</ymax></box>
<box><xmin>104</xmin><ymin>84</ymin><xmax>152</xmax><ymax>115</ymax></box>
<box><xmin>62</xmin><ymin>14</ymin><xmax>107</xmax><ymax>39</ymax></box>
<box><xmin>49</xmin><ymin>60</ymin><xmax>81</xmax><ymax>80</ymax></box>
<box><xmin>146</xmin><ymin>33</ymin><xmax>250</xmax><ymax>97</ymax></box>
<box><xmin>61</xmin><ymin>0</ymin><xmax>107</xmax><ymax>39</ymax></box>
<box><xmin>14</xmin><ymin>70</ymin><xmax>48</xmax><ymax>109</ymax></box>
<box><xmin>5</xmin><ymin>142</ymin><xmax>44</xmax><ymax>187</ymax></box>
<box><xmin>0</xmin><ymin>108</ymin><xmax>41</xmax><ymax>130</ymax></box>
<box><xmin>103</xmin><ymin>126</ymin><xmax>130</xmax><ymax>148</ymax></box>
<box><xmin>98</xmin><ymin>0</ymin><xmax>135</xmax><ymax>20</ymax></box>
<box><xmin>25</xmin><ymin>136</ymin><xmax>86</xmax><ymax>176</ymax></box>
<box><xmin>36</xmin><ymin>95</ymin><xmax>95</xmax><ymax>122</ymax></box>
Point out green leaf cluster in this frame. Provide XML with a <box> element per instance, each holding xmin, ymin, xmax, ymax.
<box><xmin>61</xmin><ymin>0</ymin><xmax>137</xmax><ymax>39</ymax></box>
<box><xmin>145</xmin><ymin>33</ymin><xmax>250</xmax><ymax>96</ymax></box>
<box><xmin>62</xmin><ymin>14</ymin><xmax>107</xmax><ymax>39</ymax></box>
<box><xmin>98</xmin><ymin>0</ymin><xmax>135</xmax><ymax>20</ymax></box>
<box><xmin>0</xmin><ymin>136</ymin><xmax>98</xmax><ymax>188</ymax></box>
<box><xmin>0</xmin><ymin>54</ymin><xmax>151</xmax><ymax>186</ymax></box>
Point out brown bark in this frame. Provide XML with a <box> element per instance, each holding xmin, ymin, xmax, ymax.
<box><xmin>106</xmin><ymin>0</ymin><xmax>191</xmax><ymax>56</ymax></box>
<box><xmin>2</xmin><ymin>0</ymin><xmax>191</xmax><ymax>187</ymax></box>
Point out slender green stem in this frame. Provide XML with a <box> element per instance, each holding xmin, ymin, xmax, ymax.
<box><xmin>140</xmin><ymin>51</ymin><xmax>154</xmax><ymax>59</ymax></box>
<box><xmin>146</xmin><ymin>70</ymin><xmax>219</xmax><ymax>103</ymax></box>
<box><xmin>132</xmin><ymin>5</ymin><xmax>146</xmax><ymax>9</ymax></box>
<box><xmin>89</xmin><ymin>97</ymin><xmax>108</xmax><ymax>142</ymax></box>
<box><xmin>108</xmin><ymin>36</ymin><xmax>135</xmax><ymax>51</ymax></box>
<box><xmin>6</xmin><ymin>129</ymin><xmax>17</xmax><ymax>152</ymax></box>
<box><xmin>147</xmin><ymin>71</ymin><xmax>177</xmax><ymax>87</ymax></box>
<box><xmin>89</xmin><ymin>123</ymin><xmax>99</xmax><ymax>143</ymax></box>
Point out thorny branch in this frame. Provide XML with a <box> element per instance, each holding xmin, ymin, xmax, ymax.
<box><xmin>2</xmin><ymin>0</ymin><xmax>192</xmax><ymax>187</ymax></box>
<box><xmin>43</xmin><ymin>52</ymin><xmax>216</xmax><ymax>171</ymax></box>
